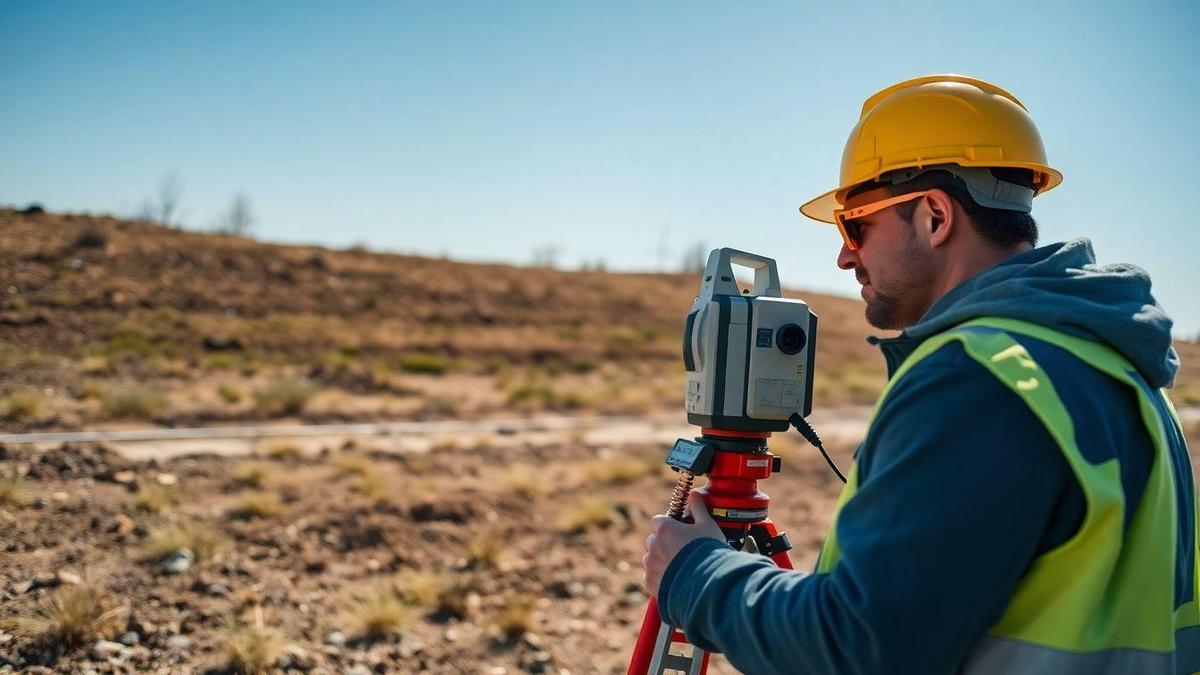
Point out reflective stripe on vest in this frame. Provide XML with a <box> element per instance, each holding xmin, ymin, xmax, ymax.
<box><xmin>815</xmin><ymin>317</ymin><xmax>1200</xmax><ymax>674</ymax></box>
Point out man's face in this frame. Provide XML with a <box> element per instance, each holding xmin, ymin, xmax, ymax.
<box><xmin>836</xmin><ymin>186</ymin><xmax>938</xmax><ymax>330</ymax></box>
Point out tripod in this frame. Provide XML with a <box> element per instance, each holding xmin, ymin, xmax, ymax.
<box><xmin>627</xmin><ymin>428</ymin><xmax>793</xmax><ymax>675</ymax></box>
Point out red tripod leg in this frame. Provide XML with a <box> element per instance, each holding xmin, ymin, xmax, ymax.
<box><xmin>628</xmin><ymin>597</ymin><xmax>710</xmax><ymax>675</ymax></box>
<box><xmin>628</xmin><ymin>598</ymin><xmax>662</xmax><ymax>674</ymax></box>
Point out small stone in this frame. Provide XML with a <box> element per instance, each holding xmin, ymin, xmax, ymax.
<box><xmin>28</xmin><ymin>572</ymin><xmax>57</xmax><ymax>591</ymax></box>
<box><xmin>160</xmin><ymin>549</ymin><xmax>194</xmax><ymax>575</ymax></box>
<box><xmin>206</xmin><ymin>583</ymin><xmax>230</xmax><ymax>596</ymax></box>
<box><xmin>105</xmin><ymin>514</ymin><xmax>135</xmax><ymax>535</ymax></box>
<box><xmin>50</xmin><ymin>491</ymin><xmax>69</xmax><ymax>502</ymax></box>
<box><xmin>118</xmin><ymin>632</ymin><xmax>140</xmax><ymax>646</ymax></box>
<box><xmin>91</xmin><ymin>639</ymin><xmax>125</xmax><ymax>660</ymax></box>
<box><xmin>323</xmin><ymin>630</ymin><xmax>347</xmax><ymax>647</ymax></box>
<box><xmin>165</xmin><ymin>634</ymin><xmax>191</xmax><ymax>650</ymax></box>
<box><xmin>112</xmin><ymin>470</ymin><xmax>137</xmax><ymax>485</ymax></box>
<box><xmin>443</xmin><ymin>627</ymin><xmax>459</xmax><ymax>642</ymax></box>
<box><xmin>523</xmin><ymin>632</ymin><xmax>544</xmax><ymax>649</ymax></box>
<box><xmin>345</xmin><ymin>666</ymin><xmax>372</xmax><ymax>675</ymax></box>
<box><xmin>155</xmin><ymin>473</ymin><xmax>177</xmax><ymax>486</ymax></box>
<box><xmin>55</xmin><ymin>570</ymin><xmax>82</xmax><ymax>586</ymax></box>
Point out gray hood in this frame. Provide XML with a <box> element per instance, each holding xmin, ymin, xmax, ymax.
<box><xmin>904</xmin><ymin>238</ymin><xmax>1180</xmax><ymax>388</ymax></box>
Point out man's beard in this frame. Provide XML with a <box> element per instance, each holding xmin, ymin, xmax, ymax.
<box><xmin>865</xmin><ymin>290</ymin><xmax>907</xmax><ymax>330</ymax></box>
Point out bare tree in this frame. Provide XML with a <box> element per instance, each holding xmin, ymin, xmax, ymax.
<box><xmin>679</xmin><ymin>240</ymin><xmax>708</xmax><ymax>274</ymax></box>
<box><xmin>532</xmin><ymin>245</ymin><xmax>560</xmax><ymax>269</ymax></box>
<box><xmin>216</xmin><ymin>193</ymin><xmax>255</xmax><ymax>235</ymax></box>
<box><xmin>137</xmin><ymin>171</ymin><xmax>184</xmax><ymax>228</ymax></box>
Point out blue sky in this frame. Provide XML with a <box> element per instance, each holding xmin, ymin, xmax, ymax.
<box><xmin>3</xmin><ymin>1</ymin><xmax>1199</xmax><ymax>336</ymax></box>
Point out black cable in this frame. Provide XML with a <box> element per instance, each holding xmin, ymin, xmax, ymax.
<box><xmin>789</xmin><ymin>413</ymin><xmax>846</xmax><ymax>484</ymax></box>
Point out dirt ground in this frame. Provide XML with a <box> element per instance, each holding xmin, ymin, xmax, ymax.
<box><xmin>0</xmin><ymin>422</ymin><xmax>856</xmax><ymax>674</ymax></box>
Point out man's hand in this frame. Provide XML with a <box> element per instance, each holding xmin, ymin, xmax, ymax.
<box><xmin>642</xmin><ymin>492</ymin><xmax>726</xmax><ymax>597</ymax></box>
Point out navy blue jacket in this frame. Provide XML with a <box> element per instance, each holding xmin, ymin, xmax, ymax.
<box><xmin>657</xmin><ymin>239</ymin><xmax>1185</xmax><ymax>674</ymax></box>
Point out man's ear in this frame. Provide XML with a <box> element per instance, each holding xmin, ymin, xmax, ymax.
<box><xmin>920</xmin><ymin>189</ymin><xmax>955</xmax><ymax>248</ymax></box>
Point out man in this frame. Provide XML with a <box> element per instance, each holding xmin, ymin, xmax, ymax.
<box><xmin>641</xmin><ymin>75</ymin><xmax>1200</xmax><ymax>673</ymax></box>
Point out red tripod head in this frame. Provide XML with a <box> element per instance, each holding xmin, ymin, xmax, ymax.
<box><xmin>666</xmin><ymin>428</ymin><xmax>782</xmax><ymax>553</ymax></box>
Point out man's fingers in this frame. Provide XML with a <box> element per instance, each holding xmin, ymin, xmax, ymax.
<box><xmin>686</xmin><ymin>492</ymin><xmax>716</xmax><ymax>525</ymax></box>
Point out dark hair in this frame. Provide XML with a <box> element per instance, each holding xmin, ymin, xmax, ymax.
<box><xmin>851</xmin><ymin>168</ymin><xmax>1039</xmax><ymax>248</ymax></box>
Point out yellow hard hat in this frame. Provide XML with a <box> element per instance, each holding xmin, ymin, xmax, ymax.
<box><xmin>799</xmin><ymin>74</ymin><xmax>1062</xmax><ymax>223</ymax></box>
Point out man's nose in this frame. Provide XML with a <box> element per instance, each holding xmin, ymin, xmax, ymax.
<box><xmin>837</xmin><ymin>243</ymin><xmax>858</xmax><ymax>271</ymax></box>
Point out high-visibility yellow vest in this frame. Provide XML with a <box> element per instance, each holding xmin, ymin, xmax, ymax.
<box><xmin>815</xmin><ymin>317</ymin><xmax>1200</xmax><ymax>673</ymax></box>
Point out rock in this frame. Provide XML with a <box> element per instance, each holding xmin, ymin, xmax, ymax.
<box><xmin>206</xmin><ymin>583</ymin><xmax>230</xmax><ymax>596</ymax></box>
<box><xmin>50</xmin><ymin>491</ymin><xmax>69</xmax><ymax>502</ymax></box>
<box><xmin>105</xmin><ymin>514</ymin><xmax>135</xmax><ymax>535</ymax></box>
<box><xmin>202</xmin><ymin>335</ymin><xmax>243</xmax><ymax>351</ymax></box>
<box><xmin>165</xmin><ymin>634</ymin><xmax>191</xmax><ymax>650</ymax></box>
<box><xmin>323</xmin><ymin>630</ymin><xmax>347</xmax><ymax>647</ymax></box>
<box><xmin>118</xmin><ymin>632</ymin><xmax>140</xmax><ymax>646</ymax></box>
<box><xmin>523</xmin><ymin>632</ymin><xmax>545</xmax><ymax>649</ymax></box>
<box><xmin>91</xmin><ymin>639</ymin><xmax>125</xmax><ymax>660</ymax></box>
<box><xmin>28</xmin><ymin>572</ymin><xmax>58</xmax><ymax>591</ymax></box>
<box><xmin>155</xmin><ymin>473</ymin><xmax>177</xmax><ymax>486</ymax></box>
<box><xmin>111</xmin><ymin>470</ymin><xmax>137</xmax><ymax>485</ymax></box>
<box><xmin>55</xmin><ymin>570</ymin><xmax>82</xmax><ymax>586</ymax></box>
<box><xmin>160</xmin><ymin>549</ymin><xmax>194</xmax><ymax>575</ymax></box>
<box><xmin>443</xmin><ymin>627</ymin><xmax>459</xmax><ymax>643</ymax></box>
<box><xmin>345</xmin><ymin>666</ymin><xmax>372</xmax><ymax>675</ymax></box>
<box><xmin>277</xmin><ymin>645</ymin><xmax>316</xmax><ymax>671</ymax></box>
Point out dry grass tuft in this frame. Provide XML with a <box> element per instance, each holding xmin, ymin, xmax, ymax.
<box><xmin>333</xmin><ymin>454</ymin><xmax>372</xmax><ymax>478</ymax></box>
<box><xmin>559</xmin><ymin>496</ymin><xmax>616</xmax><ymax>534</ymax></box>
<box><xmin>231</xmin><ymin>461</ymin><xmax>274</xmax><ymax>489</ymax></box>
<box><xmin>0</xmin><ymin>475</ymin><xmax>36</xmax><ymax>510</ymax></box>
<box><xmin>101</xmin><ymin>384</ymin><xmax>165</xmax><ymax>420</ymax></box>
<box><xmin>144</xmin><ymin>521</ymin><xmax>231</xmax><ymax>562</ymax></box>
<box><xmin>227</xmin><ymin>491</ymin><xmax>286</xmax><ymax>520</ymax></box>
<box><xmin>493</xmin><ymin>594</ymin><xmax>534</xmax><ymax>641</ymax></box>
<box><xmin>347</xmin><ymin>585</ymin><xmax>412</xmax><ymax>641</ymax></box>
<box><xmin>263</xmin><ymin>441</ymin><xmax>303</xmax><ymax>461</ymax></box>
<box><xmin>466</xmin><ymin>534</ymin><xmax>505</xmax><ymax>570</ymax></box>
<box><xmin>504</xmin><ymin>464</ymin><xmax>549</xmax><ymax>499</ymax></box>
<box><xmin>354</xmin><ymin>473</ymin><xmax>391</xmax><ymax>503</ymax></box>
<box><xmin>6</xmin><ymin>582</ymin><xmax>126</xmax><ymax>649</ymax></box>
<box><xmin>4</xmin><ymin>389</ymin><xmax>45</xmax><ymax>421</ymax></box>
<box><xmin>253</xmin><ymin>377</ymin><xmax>318</xmax><ymax>416</ymax></box>
<box><xmin>221</xmin><ymin>622</ymin><xmax>285</xmax><ymax>674</ymax></box>
<box><xmin>217</xmin><ymin>383</ymin><xmax>243</xmax><ymax>404</ymax></box>
<box><xmin>581</xmin><ymin>458</ymin><xmax>645</xmax><ymax>485</ymax></box>
<box><xmin>127</xmin><ymin>483</ymin><xmax>180</xmax><ymax>514</ymax></box>
<box><xmin>395</xmin><ymin>570</ymin><xmax>472</xmax><ymax>619</ymax></box>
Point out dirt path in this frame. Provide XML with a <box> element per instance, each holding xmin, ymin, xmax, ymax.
<box><xmin>0</xmin><ymin>407</ymin><xmax>876</xmax><ymax>462</ymax></box>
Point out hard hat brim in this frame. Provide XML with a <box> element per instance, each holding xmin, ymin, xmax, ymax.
<box><xmin>799</xmin><ymin>163</ymin><xmax>1063</xmax><ymax>225</ymax></box>
<box><xmin>798</xmin><ymin>187</ymin><xmax>845</xmax><ymax>224</ymax></box>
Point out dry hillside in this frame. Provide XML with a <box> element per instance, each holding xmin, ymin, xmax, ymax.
<box><xmin>0</xmin><ymin>209</ymin><xmax>889</xmax><ymax>432</ymax></box>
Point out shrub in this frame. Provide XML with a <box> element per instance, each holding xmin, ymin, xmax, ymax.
<box><xmin>395</xmin><ymin>353</ymin><xmax>452</xmax><ymax>376</ymax></box>
<box><xmin>101</xmin><ymin>385</ymin><xmax>165</xmax><ymax>420</ymax></box>
<box><xmin>559</xmin><ymin>497</ymin><xmax>615</xmax><ymax>533</ymax></box>
<box><xmin>253</xmin><ymin>378</ymin><xmax>317</xmax><ymax>416</ymax></box>
<box><xmin>231</xmin><ymin>461</ymin><xmax>273</xmax><ymax>489</ymax></box>
<box><xmin>504</xmin><ymin>464</ymin><xmax>549</xmax><ymax>499</ymax></box>
<box><xmin>221</xmin><ymin>623</ymin><xmax>285</xmax><ymax>675</ymax></box>
<box><xmin>217</xmin><ymin>383</ymin><xmax>243</xmax><ymax>404</ymax></box>
<box><xmin>227</xmin><ymin>491</ymin><xmax>286</xmax><ymax>520</ymax></box>
<box><xmin>4</xmin><ymin>389</ymin><xmax>44</xmax><ymax>421</ymax></box>
<box><xmin>493</xmin><ymin>594</ymin><xmax>534</xmax><ymax>641</ymax></box>
<box><xmin>144</xmin><ymin>521</ymin><xmax>231</xmax><ymax>562</ymax></box>
<box><xmin>348</xmin><ymin>586</ymin><xmax>411</xmax><ymax>641</ymax></box>
<box><xmin>263</xmin><ymin>441</ymin><xmax>302</xmax><ymax>461</ymax></box>
<box><xmin>128</xmin><ymin>483</ymin><xmax>179</xmax><ymax>514</ymax></box>
<box><xmin>466</xmin><ymin>535</ymin><xmax>504</xmax><ymax>571</ymax></box>
<box><xmin>6</xmin><ymin>582</ymin><xmax>125</xmax><ymax>649</ymax></box>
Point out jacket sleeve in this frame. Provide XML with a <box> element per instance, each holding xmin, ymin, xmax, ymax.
<box><xmin>656</xmin><ymin>343</ymin><xmax>1083</xmax><ymax>675</ymax></box>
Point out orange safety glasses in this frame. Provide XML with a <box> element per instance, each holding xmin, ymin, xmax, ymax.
<box><xmin>832</xmin><ymin>190</ymin><xmax>931</xmax><ymax>251</ymax></box>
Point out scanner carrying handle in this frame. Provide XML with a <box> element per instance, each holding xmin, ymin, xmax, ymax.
<box><xmin>701</xmin><ymin>248</ymin><xmax>783</xmax><ymax>299</ymax></box>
